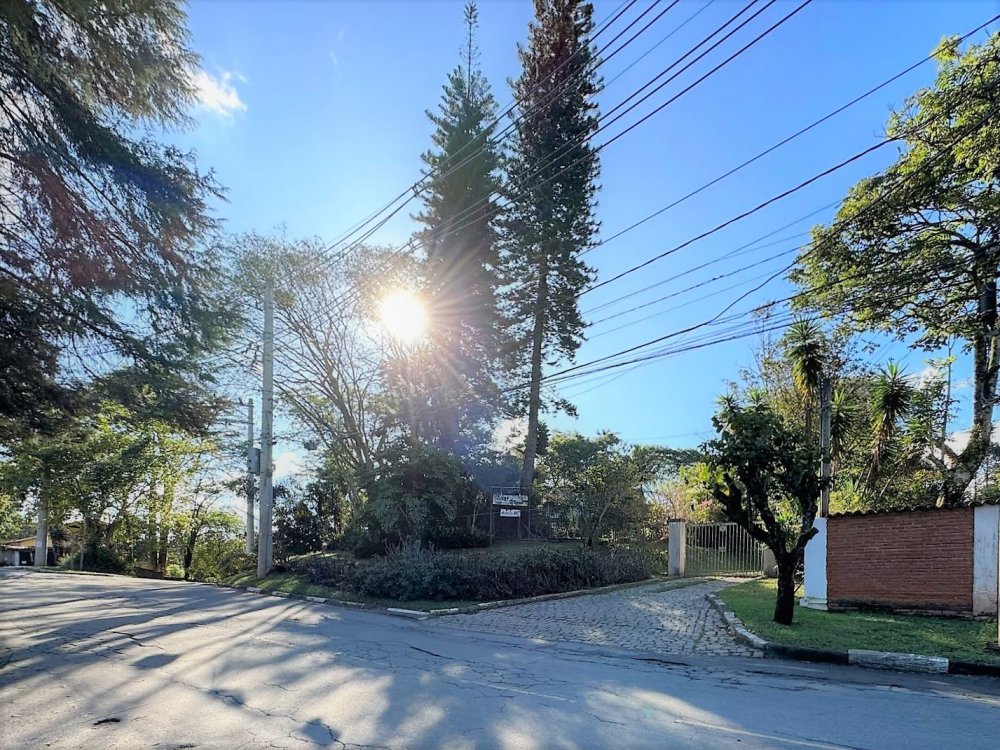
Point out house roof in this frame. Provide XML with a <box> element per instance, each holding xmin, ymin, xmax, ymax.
<box><xmin>0</xmin><ymin>535</ymin><xmax>54</xmax><ymax>551</ymax></box>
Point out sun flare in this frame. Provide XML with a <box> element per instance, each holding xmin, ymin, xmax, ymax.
<box><xmin>379</xmin><ymin>289</ymin><xmax>426</xmax><ymax>344</ymax></box>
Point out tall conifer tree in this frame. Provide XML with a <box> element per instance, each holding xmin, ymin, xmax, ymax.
<box><xmin>504</xmin><ymin>0</ymin><xmax>601</xmax><ymax>489</ymax></box>
<box><xmin>415</xmin><ymin>1</ymin><xmax>506</xmax><ymax>451</ymax></box>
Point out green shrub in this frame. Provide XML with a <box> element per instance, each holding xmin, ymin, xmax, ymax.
<box><xmin>428</xmin><ymin>527</ymin><xmax>490</xmax><ymax>550</ymax></box>
<box><xmin>187</xmin><ymin>542</ymin><xmax>253</xmax><ymax>583</ymax></box>
<box><xmin>351</xmin><ymin>533</ymin><xmax>389</xmax><ymax>559</ymax></box>
<box><xmin>304</xmin><ymin>544</ymin><xmax>657</xmax><ymax>602</ymax></box>
<box><xmin>58</xmin><ymin>542</ymin><xmax>129</xmax><ymax>574</ymax></box>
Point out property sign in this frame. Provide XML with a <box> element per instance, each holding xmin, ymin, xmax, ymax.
<box><xmin>499</xmin><ymin>508</ymin><xmax>521</xmax><ymax>518</ymax></box>
<box><xmin>492</xmin><ymin>494</ymin><xmax>528</xmax><ymax>507</ymax></box>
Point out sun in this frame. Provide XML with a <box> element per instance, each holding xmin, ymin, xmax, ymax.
<box><xmin>379</xmin><ymin>289</ymin><xmax>426</xmax><ymax>344</ymax></box>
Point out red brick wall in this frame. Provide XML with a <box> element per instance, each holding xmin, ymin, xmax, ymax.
<box><xmin>827</xmin><ymin>507</ymin><xmax>974</xmax><ymax>614</ymax></box>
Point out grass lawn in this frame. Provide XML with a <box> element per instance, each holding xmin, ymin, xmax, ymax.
<box><xmin>720</xmin><ymin>579</ymin><xmax>1000</xmax><ymax>666</ymax></box>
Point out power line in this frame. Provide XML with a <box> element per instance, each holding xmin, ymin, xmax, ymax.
<box><xmin>398</xmin><ymin>0</ymin><xmax>791</xmax><ymax>269</ymax></box>
<box><xmin>289</xmin><ymin>0</ymin><xmax>649</xmax><ymax>276</ymax></box>
<box><xmin>504</xmin><ymin>95</ymin><xmax>997</xmax><ymax>396</ymax></box>
<box><xmin>268</xmin><ymin>0</ymin><xmax>805</xmax><ymax>340</ymax></box>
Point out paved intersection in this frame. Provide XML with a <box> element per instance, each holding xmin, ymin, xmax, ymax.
<box><xmin>3</xmin><ymin>570</ymin><xmax>1000</xmax><ymax>749</ymax></box>
<box><xmin>434</xmin><ymin>578</ymin><xmax>759</xmax><ymax>657</ymax></box>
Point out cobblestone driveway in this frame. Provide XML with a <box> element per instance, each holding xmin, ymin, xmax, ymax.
<box><xmin>435</xmin><ymin>578</ymin><xmax>760</xmax><ymax>657</ymax></box>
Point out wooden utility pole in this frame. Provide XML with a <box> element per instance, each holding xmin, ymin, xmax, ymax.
<box><xmin>819</xmin><ymin>376</ymin><xmax>832</xmax><ymax>517</ymax></box>
<box><xmin>257</xmin><ymin>281</ymin><xmax>275</xmax><ymax>578</ymax></box>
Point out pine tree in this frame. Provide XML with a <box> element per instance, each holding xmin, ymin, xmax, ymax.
<box><xmin>504</xmin><ymin>0</ymin><xmax>601</xmax><ymax>489</ymax></box>
<box><xmin>0</xmin><ymin>0</ymin><xmax>225</xmax><ymax>430</ymax></box>
<box><xmin>415</xmin><ymin>1</ymin><xmax>506</xmax><ymax>452</ymax></box>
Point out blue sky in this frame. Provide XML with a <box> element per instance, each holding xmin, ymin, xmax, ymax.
<box><xmin>177</xmin><ymin>0</ymin><xmax>998</xmax><ymax>464</ymax></box>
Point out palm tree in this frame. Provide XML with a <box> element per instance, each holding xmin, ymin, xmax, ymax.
<box><xmin>829</xmin><ymin>385</ymin><xmax>859</xmax><ymax>469</ymax></box>
<box><xmin>783</xmin><ymin>318</ymin><xmax>827</xmax><ymax>434</ymax></box>
<box><xmin>866</xmin><ymin>362</ymin><xmax>914</xmax><ymax>490</ymax></box>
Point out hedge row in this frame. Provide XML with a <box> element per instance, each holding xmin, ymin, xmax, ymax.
<box><xmin>297</xmin><ymin>545</ymin><xmax>660</xmax><ymax>602</ymax></box>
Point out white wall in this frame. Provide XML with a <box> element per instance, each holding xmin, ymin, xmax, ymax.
<box><xmin>800</xmin><ymin>518</ymin><xmax>827</xmax><ymax>610</ymax></box>
<box><xmin>668</xmin><ymin>521</ymin><xmax>686</xmax><ymax>577</ymax></box>
<box><xmin>973</xmin><ymin>505</ymin><xmax>999</xmax><ymax>616</ymax></box>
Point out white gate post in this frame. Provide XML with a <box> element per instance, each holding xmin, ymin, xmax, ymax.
<box><xmin>668</xmin><ymin>521</ymin><xmax>686</xmax><ymax>577</ymax></box>
<box><xmin>972</xmin><ymin>505</ymin><xmax>999</xmax><ymax>617</ymax></box>
<box><xmin>800</xmin><ymin>517</ymin><xmax>828</xmax><ymax>610</ymax></box>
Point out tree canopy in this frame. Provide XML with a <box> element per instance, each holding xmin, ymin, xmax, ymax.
<box><xmin>0</xmin><ymin>0</ymin><xmax>229</xmax><ymax>430</ymax></box>
<box><xmin>791</xmin><ymin>32</ymin><xmax>1000</xmax><ymax>504</ymax></box>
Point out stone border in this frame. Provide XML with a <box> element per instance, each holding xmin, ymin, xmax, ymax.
<box><xmin>219</xmin><ymin>576</ymin><xmax>703</xmax><ymax>620</ymax></box>
<box><xmin>706</xmin><ymin>592</ymin><xmax>1000</xmax><ymax>677</ymax></box>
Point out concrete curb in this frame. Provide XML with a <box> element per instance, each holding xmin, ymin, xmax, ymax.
<box><xmin>706</xmin><ymin>592</ymin><xmax>1000</xmax><ymax>677</ymax></box>
<box><xmin>215</xmin><ymin>576</ymin><xmax>701</xmax><ymax>621</ymax></box>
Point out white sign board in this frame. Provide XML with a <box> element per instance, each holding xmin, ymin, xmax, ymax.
<box><xmin>492</xmin><ymin>494</ymin><xmax>528</xmax><ymax>507</ymax></box>
<box><xmin>499</xmin><ymin>508</ymin><xmax>521</xmax><ymax>518</ymax></box>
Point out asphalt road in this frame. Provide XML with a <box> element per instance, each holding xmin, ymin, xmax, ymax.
<box><xmin>2</xmin><ymin>569</ymin><xmax>999</xmax><ymax>749</ymax></box>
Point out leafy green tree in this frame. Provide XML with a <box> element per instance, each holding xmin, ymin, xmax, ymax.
<box><xmin>0</xmin><ymin>0</ymin><xmax>228</xmax><ymax>430</ymax></box>
<box><xmin>274</xmin><ymin>478</ymin><xmax>342</xmax><ymax>559</ymax></box>
<box><xmin>504</xmin><ymin>0</ymin><xmax>602</xmax><ymax>490</ymax></box>
<box><xmin>182</xmin><ymin>508</ymin><xmax>246</xmax><ymax>582</ymax></box>
<box><xmin>0</xmin><ymin>493</ymin><xmax>26</xmax><ymax>541</ymax></box>
<box><xmin>415</xmin><ymin>2</ymin><xmax>507</xmax><ymax>450</ymax></box>
<box><xmin>1</xmin><ymin>396</ymin><xmax>220</xmax><ymax>571</ymax></box>
<box><xmin>540</xmin><ymin>432</ymin><xmax>667</xmax><ymax>547</ymax></box>
<box><xmin>224</xmin><ymin>233</ymin><xmax>422</xmax><ymax>514</ymax></box>
<box><xmin>702</xmin><ymin>398</ymin><xmax>823</xmax><ymax>625</ymax></box>
<box><xmin>791</xmin><ymin>32</ymin><xmax>1000</xmax><ymax>504</ymax></box>
<box><xmin>364</xmin><ymin>443</ymin><xmax>477</xmax><ymax>547</ymax></box>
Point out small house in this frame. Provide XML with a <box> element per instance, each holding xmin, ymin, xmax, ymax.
<box><xmin>0</xmin><ymin>535</ymin><xmax>56</xmax><ymax>567</ymax></box>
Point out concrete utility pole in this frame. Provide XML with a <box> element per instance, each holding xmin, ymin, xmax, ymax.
<box><xmin>257</xmin><ymin>281</ymin><xmax>275</xmax><ymax>578</ymax></box>
<box><xmin>245</xmin><ymin>398</ymin><xmax>256</xmax><ymax>555</ymax></box>
<box><xmin>34</xmin><ymin>484</ymin><xmax>48</xmax><ymax>567</ymax></box>
<box><xmin>819</xmin><ymin>376</ymin><xmax>832</xmax><ymax>517</ymax></box>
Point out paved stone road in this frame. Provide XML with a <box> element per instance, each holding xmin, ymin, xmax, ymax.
<box><xmin>435</xmin><ymin>578</ymin><xmax>760</xmax><ymax>657</ymax></box>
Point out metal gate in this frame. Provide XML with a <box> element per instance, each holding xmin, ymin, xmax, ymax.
<box><xmin>685</xmin><ymin>522</ymin><xmax>763</xmax><ymax>576</ymax></box>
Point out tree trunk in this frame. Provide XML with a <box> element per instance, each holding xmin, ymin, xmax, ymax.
<box><xmin>521</xmin><ymin>259</ymin><xmax>548</xmax><ymax>492</ymax></box>
<box><xmin>774</xmin><ymin>555</ymin><xmax>797</xmax><ymax>625</ymax></box>
<box><xmin>943</xmin><ymin>270</ymin><xmax>998</xmax><ymax>505</ymax></box>
<box><xmin>183</xmin><ymin>529</ymin><xmax>197</xmax><ymax>580</ymax></box>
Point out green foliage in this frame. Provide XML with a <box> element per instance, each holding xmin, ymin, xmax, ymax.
<box><xmin>669</xmin><ymin>464</ymin><xmax>728</xmax><ymax>522</ymax></box>
<box><xmin>0</xmin><ymin>494</ymin><xmax>25</xmax><ymax>540</ymax></box>
<box><xmin>539</xmin><ymin>432</ymin><xmax>667</xmax><ymax>546</ymax></box>
<box><xmin>427</xmin><ymin>526</ymin><xmax>490</xmax><ymax>550</ymax></box>
<box><xmin>59</xmin><ymin>541</ymin><xmax>130</xmax><ymax>574</ymax></box>
<box><xmin>187</xmin><ymin>540</ymin><xmax>252</xmax><ymax>583</ymax></box>
<box><xmin>0</xmin><ymin>0</ymin><xmax>232</xmax><ymax>429</ymax></box>
<box><xmin>742</xmin><ymin>324</ymin><xmax>950</xmax><ymax>513</ymax></box>
<box><xmin>791</xmin><ymin>31</ymin><xmax>1000</xmax><ymax>503</ymax></box>
<box><xmin>503</xmin><ymin>0</ymin><xmax>602</xmax><ymax>487</ymax></box>
<box><xmin>364</xmin><ymin>443</ymin><xmax>484</xmax><ymax>546</ymax></box>
<box><xmin>702</xmin><ymin>398</ymin><xmax>822</xmax><ymax>624</ymax></box>
<box><xmin>274</xmin><ymin>480</ymin><xmax>340</xmax><ymax>559</ymax></box>
<box><xmin>414</xmin><ymin>2</ymin><xmax>508</xmax><ymax>449</ymax></box>
<box><xmin>305</xmin><ymin>544</ymin><xmax>657</xmax><ymax>602</ymax></box>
